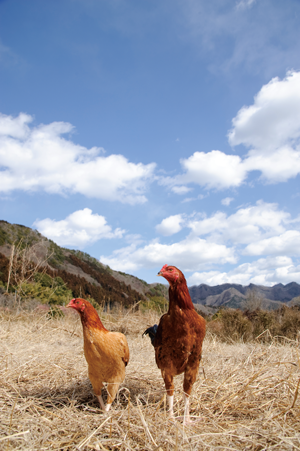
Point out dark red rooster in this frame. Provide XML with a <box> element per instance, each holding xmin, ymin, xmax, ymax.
<box><xmin>67</xmin><ymin>298</ymin><xmax>129</xmax><ymax>412</ymax></box>
<box><xmin>143</xmin><ymin>265</ymin><xmax>206</xmax><ymax>423</ymax></box>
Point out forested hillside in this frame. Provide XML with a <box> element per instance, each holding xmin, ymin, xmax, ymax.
<box><xmin>0</xmin><ymin>220</ymin><xmax>168</xmax><ymax>310</ymax></box>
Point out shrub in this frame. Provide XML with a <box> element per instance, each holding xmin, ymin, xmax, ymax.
<box><xmin>140</xmin><ymin>296</ymin><xmax>167</xmax><ymax>314</ymax></box>
<box><xmin>17</xmin><ymin>275</ymin><xmax>73</xmax><ymax>306</ymax></box>
<box><xmin>34</xmin><ymin>272</ymin><xmax>53</xmax><ymax>288</ymax></box>
<box><xmin>47</xmin><ymin>305</ymin><xmax>65</xmax><ymax>319</ymax></box>
<box><xmin>275</xmin><ymin>306</ymin><xmax>300</xmax><ymax>340</ymax></box>
<box><xmin>207</xmin><ymin>305</ymin><xmax>300</xmax><ymax>342</ymax></box>
<box><xmin>218</xmin><ymin>309</ymin><xmax>253</xmax><ymax>342</ymax></box>
<box><xmin>244</xmin><ymin>309</ymin><xmax>275</xmax><ymax>339</ymax></box>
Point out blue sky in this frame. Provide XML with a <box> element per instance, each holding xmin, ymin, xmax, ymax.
<box><xmin>1</xmin><ymin>0</ymin><xmax>300</xmax><ymax>286</ymax></box>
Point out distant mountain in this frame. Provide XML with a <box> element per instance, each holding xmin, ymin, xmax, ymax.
<box><xmin>189</xmin><ymin>281</ymin><xmax>300</xmax><ymax>311</ymax></box>
<box><xmin>0</xmin><ymin>220</ymin><xmax>168</xmax><ymax>308</ymax></box>
<box><xmin>204</xmin><ymin>287</ymin><xmax>246</xmax><ymax>307</ymax></box>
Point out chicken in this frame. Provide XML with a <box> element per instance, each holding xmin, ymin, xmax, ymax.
<box><xmin>66</xmin><ymin>298</ymin><xmax>129</xmax><ymax>412</ymax></box>
<box><xmin>143</xmin><ymin>265</ymin><xmax>206</xmax><ymax>423</ymax></box>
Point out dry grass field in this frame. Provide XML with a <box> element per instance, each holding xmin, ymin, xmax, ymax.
<box><xmin>1</xmin><ymin>306</ymin><xmax>300</xmax><ymax>450</ymax></box>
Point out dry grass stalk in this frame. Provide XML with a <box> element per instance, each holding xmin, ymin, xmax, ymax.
<box><xmin>6</xmin><ymin>243</ymin><xmax>15</xmax><ymax>294</ymax></box>
<box><xmin>1</xmin><ymin>307</ymin><xmax>300</xmax><ymax>450</ymax></box>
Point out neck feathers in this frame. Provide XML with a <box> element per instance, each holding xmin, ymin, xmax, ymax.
<box><xmin>80</xmin><ymin>303</ymin><xmax>107</xmax><ymax>331</ymax></box>
<box><xmin>169</xmin><ymin>278</ymin><xmax>194</xmax><ymax>311</ymax></box>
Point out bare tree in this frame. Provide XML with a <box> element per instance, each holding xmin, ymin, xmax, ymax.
<box><xmin>10</xmin><ymin>240</ymin><xmax>50</xmax><ymax>287</ymax></box>
<box><xmin>4</xmin><ymin>240</ymin><xmax>56</xmax><ymax>307</ymax></box>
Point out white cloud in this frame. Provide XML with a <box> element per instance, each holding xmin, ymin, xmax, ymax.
<box><xmin>171</xmin><ymin>185</ymin><xmax>191</xmax><ymax>195</ymax></box>
<box><xmin>100</xmin><ymin>236</ymin><xmax>236</xmax><ymax>272</ymax></box>
<box><xmin>160</xmin><ymin>71</ymin><xmax>300</xmax><ymax>193</ymax></box>
<box><xmin>0</xmin><ymin>113</ymin><xmax>155</xmax><ymax>204</ymax></box>
<box><xmin>187</xmin><ymin>256</ymin><xmax>300</xmax><ymax>287</ymax></box>
<box><xmin>160</xmin><ymin>150</ymin><xmax>247</xmax><ymax>192</ymax></box>
<box><xmin>34</xmin><ymin>208</ymin><xmax>125</xmax><ymax>247</ymax></box>
<box><xmin>188</xmin><ymin>201</ymin><xmax>288</xmax><ymax>245</ymax></box>
<box><xmin>179</xmin><ymin>150</ymin><xmax>246</xmax><ymax>189</ymax></box>
<box><xmin>235</xmin><ymin>0</ymin><xmax>256</xmax><ymax>11</ymax></box>
<box><xmin>229</xmin><ymin>71</ymin><xmax>300</xmax><ymax>183</ymax></box>
<box><xmin>184</xmin><ymin>201</ymin><xmax>300</xmax><ymax>286</ymax></box>
<box><xmin>0</xmin><ymin>112</ymin><xmax>31</xmax><ymax>139</ymax></box>
<box><xmin>188</xmin><ymin>211</ymin><xmax>227</xmax><ymax>237</ymax></box>
<box><xmin>244</xmin><ymin>230</ymin><xmax>300</xmax><ymax>257</ymax></box>
<box><xmin>229</xmin><ymin>72</ymin><xmax>300</xmax><ymax>151</ymax></box>
<box><xmin>181</xmin><ymin>193</ymin><xmax>206</xmax><ymax>203</ymax></box>
<box><xmin>101</xmin><ymin>201</ymin><xmax>297</xmax><ymax>275</ymax></box>
<box><xmin>221</xmin><ymin>197</ymin><xmax>234</xmax><ymax>206</ymax></box>
<box><xmin>181</xmin><ymin>1</ymin><xmax>300</xmax><ymax>77</ymax></box>
<box><xmin>156</xmin><ymin>214</ymin><xmax>185</xmax><ymax>236</ymax></box>
<box><xmin>244</xmin><ymin>146</ymin><xmax>300</xmax><ymax>183</ymax></box>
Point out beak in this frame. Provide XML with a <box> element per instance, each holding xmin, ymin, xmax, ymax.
<box><xmin>66</xmin><ymin>302</ymin><xmax>72</xmax><ymax>308</ymax></box>
<box><xmin>157</xmin><ymin>271</ymin><xmax>162</xmax><ymax>277</ymax></box>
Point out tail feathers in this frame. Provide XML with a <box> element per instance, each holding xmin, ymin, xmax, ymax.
<box><xmin>142</xmin><ymin>324</ymin><xmax>158</xmax><ymax>345</ymax></box>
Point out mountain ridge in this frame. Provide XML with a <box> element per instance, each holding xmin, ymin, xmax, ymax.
<box><xmin>1</xmin><ymin>220</ymin><xmax>300</xmax><ymax>311</ymax></box>
<box><xmin>189</xmin><ymin>281</ymin><xmax>300</xmax><ymax>311</ymax></box>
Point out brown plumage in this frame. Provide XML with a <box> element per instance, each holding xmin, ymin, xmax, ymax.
<box><xmin>144</xmin><ymin>265</ymin><xmax>206</xmax><ymax>423</ymax></box>
<box><xmin>66</xmin><ymin>298</ymin><xmax>129</xmax><ymax>412</ymax></box>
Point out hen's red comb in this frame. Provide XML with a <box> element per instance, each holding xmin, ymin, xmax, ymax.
<box><xmin>160</xmin><ymin>264</ymin><xmax>169</xmax><ymax>272</ymax></box>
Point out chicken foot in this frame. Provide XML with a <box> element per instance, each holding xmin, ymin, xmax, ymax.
<box><xmin>183</xmin><ymin>393</ymin><xmax>191</xmax><ymax>424</ymax></box>
<box><xmin>97</xmin><ymin>394</ymin><xmax>111</xmax><ymax>412</ymax></box>
<box><xmin>163</xmin><ymin>372</ymin><xmax>176</xmax><ymax>419</ymax></box>
<box><xmin>166</xmin><ymin>393</ymin><xmax>194</xmax><ymax>424</ymax></box>
<box><xmin>166</xmin><ymin>394</ymin><xmax>174</xmax><ymax>419</ymax></box>
<box><xmin>97</xmin><ymin>381</ymin><xmax>120</xmax><ymax>412</ymax></box>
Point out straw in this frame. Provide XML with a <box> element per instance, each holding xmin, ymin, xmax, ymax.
<box><xmin>1</xmin><ymin>307</ymin><xmax>300</xmax><ymax>449</ymax></box>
